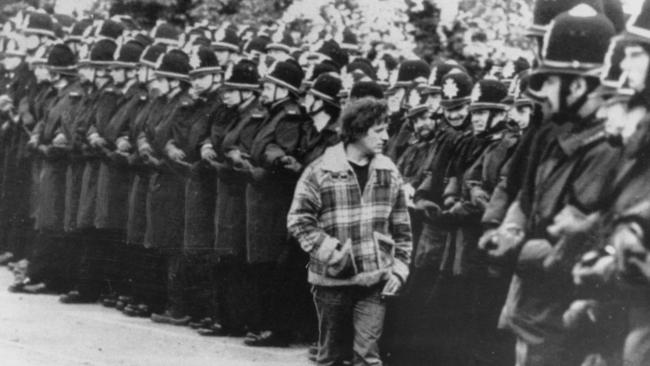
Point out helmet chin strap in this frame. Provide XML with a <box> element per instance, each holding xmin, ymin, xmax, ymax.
<box><xmin>309</xmin><ymin>99</ymin><xmax>325</xmax><ymax>116</ymax></box>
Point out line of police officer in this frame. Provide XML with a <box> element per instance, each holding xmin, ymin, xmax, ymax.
<box><xmin>2</xmin><ymin>0</ymin><xmax>650</xmax><ymax>365</ymax></box>
<box><xmin>0</xmin><ymin>10</ymin><xmax>357</xmax><ymax>349</ymax></box>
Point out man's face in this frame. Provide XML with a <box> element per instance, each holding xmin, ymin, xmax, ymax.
<box><xmin>443</xmin><ymin>102</ymin><xmax>469</xmax><ymax>127</ymax></box>
<box><xmin>94</xmin><ymin>67</ymin><xmax>110</xmax><ymax>85</ymax></box>
<box><xmin>303</xmin><ymin>92</ymin><xmax>315</xmax><ymax>111</ymax></box>
<box><xmin>509</xmin><ymin>105</ymin><xmax>533</xmax><ymax>130</ymax></box>
<box><xmin>110</xmin><ymin>68</ymin><xmax>126</xmax><ymax>86</ymax></box>
<box><xmin>34</xmin><ymin>65</ymin><xmax>51</xmax><ymax>83</ymax></box>
<box><xmin>137</xmin><ymin>66</ymin><xmax>151</xmax><ymax>84</ymax></box>
<box><xmin>191</xmin><ymin>73</ymin><xmax>213</xmax><ymax>94</ymax></box>
<box><xmin>425</xmin><ymin>93</ymin><xmax>442</xmax><ymax>113</ymax></box>
<box><xmin>356</xmin><ymin>121</ymin><xmax>389</xmax><ymax>156</ymax></box>
<box><xmin>24</xmin><ymin>34</ymin><xmax>42</xmax><ymax>51</ymax></box>
<box><xmin>222</xmin><ymin>89</ymin><xmax>241</xmax><ymax>106</ymax></box>
<box><xmin>621</xmin><ymin>45</ymin><xmax>650</xmax><ymax>92</ymax></box>
<box><xmin>539</xmin><ymin>75</ymin><xmax>562</xmax><ymax>114</ymax></box>
<box><xmin>303</xmin><ymin>92</ymin><xmax>324</xmax><ymax>115</ymax></box>
<box><xmin>155</xmin><ymin>77</ymin><xmax>170</xmax><ymax>95</ymax></box>
<box><xmin>387</xmin><ymin>88</ymin><xmax>405</xmax><ymax>113</ymax></box>
<box><xmin>261</xmin><ymin>82</ymin><xmax>278</xmax><ymax>104</ymax></box>
<box><xmin>471</xmin><ymin>109</ymin><xmax>490</xmax><ymax>134</ymax></box>
<box><xmin>215</xmin><ymin>50</ymin><xmax>230</xmax><ymax>66</ymax></box>
<box><xmin>78</xmin><ymin>66</ymin><xmax>94</xmax><ymax>84</ymax></box>
<box><xmin>413</xmin><ymin>114</ymin><xmax>435</xmax><ymax>138</ymax></box>
<box><xmin>2</xmin><ymin>56</ymin><xmax>22</xmax><ymax>71</ymax></box>
<box><xmin>603</xmin><ymin>100</ymin><xmax>628</xmax><ymax>138</ymax></box>
<box><xmin>406</xmin><ymin>88</ymin><xmax>421</xmax><ymax>109</ymax></box>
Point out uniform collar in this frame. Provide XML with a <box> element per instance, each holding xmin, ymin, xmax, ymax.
<box><xmin>557</xmin><ymin>117</ymin><xmax>606</xmax><ymax>157</ymax></box>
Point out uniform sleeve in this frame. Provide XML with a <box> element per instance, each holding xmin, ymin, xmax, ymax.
<box><xmin>482</xmin><ymin>157</ymin><xmax>515</xmax><ymax>228</ymax></box>
<box><xmin>18</xmin><ymin>96</ymin><xmax>34</xmax><ymax>127</ymax></box>
<box><xmin>389</xmin><ymin>173</ymin><xmax>413</xmax><ymax>283</ymax></box>
<box><xmin>263</xmin><ymin>118</ymin><xmax>301</xmax><ymax>167</ymax></box>
<box><xmin>571</xmin><ymin>143</ymin><xmax>622</xmax><ymax>213</ymax></box>
<box><xmin>482</xmin><ymin>174</ymin><xmax>511</xmax><ymax>228</ymax></box>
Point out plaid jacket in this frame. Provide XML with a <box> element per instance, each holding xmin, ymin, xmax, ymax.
<box><xmin>287</xmin><ymin>143</ymin><xmax>412</xmax><ymax>287</ymax></box>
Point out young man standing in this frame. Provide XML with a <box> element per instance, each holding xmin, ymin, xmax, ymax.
<box><xmin>287</xmin><ymin>97</ymin><xmax>412</xmax><ymax>366</ymax></box>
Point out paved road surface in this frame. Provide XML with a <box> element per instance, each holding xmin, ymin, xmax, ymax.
<box><xmin>0</xmin><ymin>268</ymin><xmax>312</xmax><ymax>366</ymax></box>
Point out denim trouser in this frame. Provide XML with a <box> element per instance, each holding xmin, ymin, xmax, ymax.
<box><xmin>313</xmin><ymin>284</ymin><xmax>386</xmax><ymax>366</ymax></box>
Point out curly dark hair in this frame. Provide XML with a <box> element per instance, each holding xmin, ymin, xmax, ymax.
<box><xmin>339</xmin><ymin>97</ymin><xmax>389</xmax><ymax>144</ymax></box>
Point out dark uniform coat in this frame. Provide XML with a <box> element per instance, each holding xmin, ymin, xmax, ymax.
<box><xmin>247</xmin><ymin>97</ymin><xmax>305</xmax><ymax>264</ymax></box>
<box><xmin>35</xmin><ymin>82</ymin><xmax>83</xmax><ymax>232</ymax></box>
<box><xmin>501</xmin><ymin>117</ymin><xmax>622</xmax><ymax>345</ymax></box>
<box><xmin>214</xmin><ymin>97</ymin><xmax>265</xmax><ymax>258</ymax></box>
<box><xmin>143</xmin><ymin>90</ymin><xmax>192</xmax><ymax>252</ymax></box>
<box><xmin>29</xmin><ymin>82</ymin><xmax>58</xmax><ymax>221</ymax></box>
<box><xmin>95</xmin><ymin>82</ymin><xmax>147</xmax><ymax>231</ymax></box>
<box><xmin>168</xmin><ymin>89</ymin><xmax>222</xmax><ymax>254</ymax></box>
<box><xmin>76</xmin><ymin>84</ymin><xmax>122</xmax><ymax>230</ymax></box>
<box><xmin>63</xmin><ymin>84</ymin><xmax>96</xmax><ymax>232</ymax></box>
<box><xmin>126</xmin><ymin>94</ymin><xmax>166</xmax><ymax>246</ymax></box>
<box><xmin>413</xmin><ymin>121</ymin><xmax>470</xmax><ymax>269</ymax></box>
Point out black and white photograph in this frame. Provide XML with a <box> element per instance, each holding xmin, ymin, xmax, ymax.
<box><xmin>0</xmin><ymin>0</ymin><xmax>648</xmax><ymax>365</ymax></box>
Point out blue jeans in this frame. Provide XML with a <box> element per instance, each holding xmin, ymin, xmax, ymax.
<box><xmin>312</xmin><ymin>284</ymin><xmax>386</xmax><ymax>366</ymax></box>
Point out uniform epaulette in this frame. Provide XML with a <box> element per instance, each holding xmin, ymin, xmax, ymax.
<box><xmin>501</xmin><ymin>131</ymin><xmax>520</xmax><ymax>148</ymax></box>
<box><xmin>139</xmin><ymin>95</ymin><xmax>148</xmax><ymax>101</ymax></box>
<box><xmin>251</xmin><ymin>112</ymin><xmax>265</xmax><ymax>119</ymax></box>
<box><xmin>69</xmin><ymin>92</ymin><xmax>82</xmax><ymax>98</ymax></box>
<box><xmin>580</xmin><ymin>129</ymin><xmax>607</xmax><ymax>149</ymax></box>
<box><xmin>284</xmin><ymin>103</ymin><xmax>301</xmax><ymax>116</ymax></box>
<box><xmin>490</xmin><ymin>132</ymin><xmax>503</xmax><ymax>141</ymax></box>
<box><xmin>179</xmin><ymin>97</ymin><xmax>195</xmax><ymax>108</ymax></box>
<box><xmin>558</xmin><ymin>125</ymin><xmax>607</xmax><ymax>156</ymax></box>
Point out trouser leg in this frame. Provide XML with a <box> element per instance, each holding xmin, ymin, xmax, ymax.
<box><xmin>183</xmin><ymin>252</ymin><xmax>213</xmax><ymax>320</ymax></box>
<box><xmin>26</xmin><ymin>230</ymin><xmax>69</xmax><ymax>291</ymax></box>
<box><xmin>215</xmin><ymin>256</ymin><xmax>253</xmax><ymax>332</ymax></box>
<box><xmin>76</xmin><ymin>229</ymin><xmax>107</xmax><ymax>300</ymax></box>
<box><xmin>351</xmin><ymin>286</ymin><xmax>386</xmax><ymax>366</ymax></box>
<box><xmin>267</xmin><ymin>242</ymin><xmax>316</xmax><ymax>341</ymax></box>
<box><xmin>132</xmin><ymin>247</ymin><xmax>165</xmax><ymax>312</ymax></box>
<box><xmin>165</xmin><ymin>252</ymin><xmax>186</xmax><ymax>317</ymax></box>
<box><xmin>313</xmin><ymin>286</ymin><xmax>354</xmax><ymax>366</ymax></box>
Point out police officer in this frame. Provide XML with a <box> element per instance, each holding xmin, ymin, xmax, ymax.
<box><xmin>121</xmin><ymin>43</ymin><xmax>169</xmax><ymax>317</ymax></box>
<box><xmin>93</xmin><ymin>40</ymin><xmax>147</xmax><ymax>306</ymax></box>
<box><xmin>11</xmin><ymin>43</ymin><xmax>70</xmax><ymax>293</ymax></box>
<box><xmin>3</xmin><ymin>12</ymin><xmax>55</xmax><ymax>286</ymax></box>
<box><xmin>407</xmin><ymin>70</ymin><xmax>474</xmax><ymax>365</ymax></box>
<box><xmin>168</xmin><ymin>45</ymin><xmax>223</xmax><ymax>323</ymax></box>
<box><xmin>197</xmin><ymin>59</ymin><xmax>264</xmax><ymax>336</ymax></box>
<box><xmin>443</xmin><ymin>78</ymin><xmax>515</xmax><ymax>366</ymax></box>
<box><xmin>60</xmin><ymin>38</ymin><xmax>123</xmax><ymax>303</ymax></box>
<box><xmin>385</xmin><ymin>59</ymin><xmax>430</xmax><ymax>161</ymax></box>
<box><xmin>143</xmin><ymin>49</ymin><xmax>193</xmax><ymax>325</ymax></box>
<box><xmin>489</xmin><ymin>6</ymin><xmax>620</xmax><ymax>365</ymax></box>
<box><xmin>571</xmin><ymin>4</ymin><xmax>650</xmax><ymax>365</ymax></box>
<box><xmin>244</xmin><ymin>59</ymin><xmax>306</xmax><ymax>346</ymax></box>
